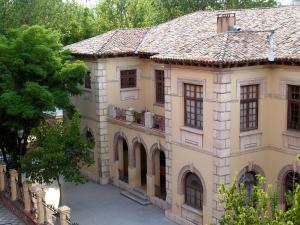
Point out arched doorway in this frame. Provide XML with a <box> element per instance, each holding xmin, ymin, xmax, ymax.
<box><xmin>117</xmin><ymin>138</ymin><xmax>129</xmax><ymax>183</ymax></box>
<box><xmin>154</xmin><ymin>150</ymin><xmax>166</xmax><ymax>200</ymax></box>
<box><xmin>284</xmin><ymin>171</ymin><xmax>300</xmax><ymax>210</ymax></box>
<box><xmin>140</xmin><ymin>144</ymin><xmax>147</xmax><ymax>187</ymax></box>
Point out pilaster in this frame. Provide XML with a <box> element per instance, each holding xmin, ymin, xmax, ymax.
<box><xmin>94</xmin><ymin>59</ymin><xmax>110</xmax><ymax>184</ymax></box>
<box><xmin>212</xmin><ymin>72</ymin><xmax>231</xmax><ymax>223</ymax></box>
<box><xmin>164</xmin><ymin>68</ymin><xmax>173</xmax><ymax>208</ymax></box>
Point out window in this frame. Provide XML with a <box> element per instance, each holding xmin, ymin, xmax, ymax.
<box><xmin>185</xmin><ymin>173</ymin><xmax>203</xmax><ymax>210</ymax></box>
<box><xmin>120</xmin><ymin>70</ymin><xmax>137</xmax><ymax>88</ymax></box>
<box><xmin>239</xmin><ymin>171</ymin><xmax>257</xmax><ymax>198</ymax></box>
<box><xmin>184</xmin><ymin>84</ymin><xmax>203</xmax><ymax>129</ymax></box>
<box><xmin>284</xmin><ymin>171</ymin><xmax>300</xmax><ymax>210</ymax></box>
<box><xmin>240</xmin><ymin>85</ymin><xmax>259</xmax><ymax>131</ymax></box>
<box><xmin>85</xmin><ymin>129</ymin><xmax>94</xmax><ymax>160</ymax></box>
<box><xmin>155</xmin><ymin>70</ymin><xmax>165</xmax><ymax>104</ymax></box>
<box><xmin>288</xmin><ymin>85</ymin><xmax>300</xmax><ymax>131</ymax></box>
<box><xmin>85</xmin><ymin>71</ymin><xmax>91</xmax><ymax>89</ymax></box>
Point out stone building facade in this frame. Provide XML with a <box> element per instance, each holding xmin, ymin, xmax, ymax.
<box><xmin>67</xmin><ymin>6</ymin><xmax>300</xmax><ymax>225</ymax></box>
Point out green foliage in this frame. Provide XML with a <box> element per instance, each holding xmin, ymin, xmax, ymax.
<box><xmin>0</xmin><ymin>0</ymin><xmax>278</xmax><ymax>44</ymax></box>
<box><xmin>217</xmin><ymin>175</ymin><xmax>300</xmax><ymax>225</ymax></box>
<box><xmin>20</xmin><ymin>112</ymin><xmax>94</xmax><ymax>185</ymax></box>
<box><xmin>0</xmin><ymin>0</ymin><xmax>98</xmax><ymax>44</ymax></box>
<box><xmin>0</xmin><ymin>25</ymin><xmax>87</xmax><ymax>163</ymax></box>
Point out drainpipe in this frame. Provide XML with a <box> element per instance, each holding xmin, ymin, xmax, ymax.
<box><xmin>268</xmin><ymin>30</ymin><xmax>275</xmax><ymax>62</ymax></box>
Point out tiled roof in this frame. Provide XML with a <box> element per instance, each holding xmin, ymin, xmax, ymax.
<box><xmin>66</xmin><ymin>28</ymin><xmax>149</xmax><ymax>56</ymax></box>
<box><xmin>66</xmin><ymin>6</ymin><xmax>300</xmax><ymax>66</ymax></box>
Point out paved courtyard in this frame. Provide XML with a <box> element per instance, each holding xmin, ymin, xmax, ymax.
<box><xmin>59</xmin><ymin>181</ymin><xmax>176</xmax><ymax>225</ymax></box>
<box><xmin>0</xmin><ymin>202</ymin><xmax>25</xmax><ymax>225</ymax></box>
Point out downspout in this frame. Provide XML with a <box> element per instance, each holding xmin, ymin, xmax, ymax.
<box><xmin>267</xmin><ymin>30</ymin><xmax>275</xmax><ymax>62</ymax></box>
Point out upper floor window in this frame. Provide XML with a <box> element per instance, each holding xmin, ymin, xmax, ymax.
<box><xmin>184</xmin><ymin>84</ymin><xmax>203</xmax><ymax>129</ymax></box>
<box><xmin>120</xmin><ymin>69</ymin><xmax>136</xmax><ymax>88</ymax></box>
<box><xmin>288</xmin><ymin>85</ymin><xmax>300</xmax><ymax>131</ymax></box>
<box><xmin>155</xmin><ymin>70</ymin><xmax>165</xmax><ymax>104</ymax></box>
<box><xmin>85</xmin><ymin>71</ymin><xmax>91</xmax><ymax>89</ymax></box>
<box><xmin>240</xmin><ymin>85</ymin><xmax>259</xmax><ymax>131</ymax></box>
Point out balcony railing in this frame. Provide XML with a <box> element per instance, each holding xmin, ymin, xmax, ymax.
<box><xmin>108</xmin><ymin>105</ymin><xmax>165</xmax><ymax>133</ymax></box>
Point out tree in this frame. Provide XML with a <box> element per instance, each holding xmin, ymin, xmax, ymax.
<box><xmin>0</xmin><ymin>25</ymin><xmax>87</xmax><ymax>166</ymax></box>
<box><xmin>217</xmin><ymin>156</ymin><xmax>300</xmax><ymax>225</ymax></box>
<box><xmin>20</xmin><ymin>113</ymin><xmax>94</xmax><ymax>206</ymax></box>
<box><xmin>0</xmin><ymin>0</ymin><xmax>98</xmax><ymax>44</ymax></box>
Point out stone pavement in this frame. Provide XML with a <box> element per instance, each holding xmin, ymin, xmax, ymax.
<box><xmin>60</xmin><ymin>181</ymin><xmax>177</xmax><ymax>225</ymax></box>
<box><xmin>0</xmin><ymin>202</ymin><xmax>26</xmax><ymax>225</ymax></box>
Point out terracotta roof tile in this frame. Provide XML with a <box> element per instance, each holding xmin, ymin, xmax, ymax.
<box><xmin>66</xmin><ymin>6</ymin><xmax>300</xmax><ymax>65</ymax></box>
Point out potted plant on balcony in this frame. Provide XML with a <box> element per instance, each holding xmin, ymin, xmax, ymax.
<box><xmin>134</xmin><ymin>111</ymin><xmax>142</xmax><ymax>124</ymax></box>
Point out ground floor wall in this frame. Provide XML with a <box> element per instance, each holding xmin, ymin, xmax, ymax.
<box><xmin>78</xmin><ymin>120</ymin><xmax>300</xmax><ymax>225</ymax></box>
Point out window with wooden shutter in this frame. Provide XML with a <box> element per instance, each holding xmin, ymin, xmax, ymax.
<box><xmin>184</xmin><ymin>84</ymin><xmax>203</xmax><ymax>129</ymax></box>
<box><xmin>155</xmin><ymin>70</ymin><xmax>165</xmax><ymax>104</ymax></box>
<box><xmin>120</xmin><ymin>70</ymin><xmax>137</xmax><ymax>88</ymax></box>
<box><xmin>240</xmin><ymin>85</ymin><xmax>259</xmax><ymax>131</ymax></box>
<box><xmin>288</xmin><ymin>85</ymin><xmax>300</xmax><ymax>131</ymax></box>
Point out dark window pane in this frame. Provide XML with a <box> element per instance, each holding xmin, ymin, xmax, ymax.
<box><xmin>121</xmin><ymin>70</ymin><xmax>137</xmax><ymax>88</ymax></box>
<box><xmin>240</xmin><ymin>85</ymin><xmax>259</xmax><ymax>131</ymax></box>
<box><xmin>288</xmin><ymin>85</ymin><xmax>300</xmax><ymax>130</ymax></box>
<box><xmin>85</xmin><ymin>71</ymin><xmax>92</xmax><ymax>89</ymax></box>
<box><xmin>184</xmin><ymin>84</ymin><xmax>203</xmax><ymax>129</ymax></box>
<box><xmin>155</xmin><ymin>70</ymin><xmax>165</xmax><ymax>104</ymax></box>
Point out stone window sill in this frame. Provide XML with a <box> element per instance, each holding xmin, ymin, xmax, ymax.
<box><xmin>283</xmin><ymin>130</ymin><xmax>300</xmax><ymax>138</ymax></box>
<box><xmin>120</xmin><ymin>87</ymin><xmax>139</xmax><ymax>91</ymax></box>
<box><xmin>239</xmin><ymin>129</ymin><xmax>262</xmax><ymax>137</ymax></box>
<box><xmin>153</xmin><ymin>102</ymin><xmax>165</xmax><ymax>108</ymax></box>
<box><xmin>180</xmin><ymin>126</ymin><xmax>203</xmax><ymax>135</ymax></box>
<box><xmin>181</xmin><ymin>204</ymin><xmax>203</xmax><ymax>216</ymax></box>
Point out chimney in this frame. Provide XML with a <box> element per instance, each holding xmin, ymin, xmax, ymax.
<box><xmin>217</xmin><ymin>13</ymin><xmax>236</xmax><ymax>33</ymax></box>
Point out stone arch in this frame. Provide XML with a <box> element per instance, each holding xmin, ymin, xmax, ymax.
<box><xmin>148</xmin><ymin>143</ymin><xmax>167</xmax><ymax>175</ymax></box>
<box><xmin>278</xmin><ymin>163</ymin><xmax>300</xmax><ymax>204</ymax></box>
<box><xmin>131</xmin><ymin>136</ymin><xmax>148</xmax><ymax>168</ymax></box>
<box><xmin>236</xmin><ymin>162</ymin><xmax>266</xmax><ymax>183</ymax></box>
<box><xmin>113</xmin><ymin>131</ymin><xmax>130</xmax><ymax>161</ymax></box>
<box><xmin>177</xmin><ymin>164</ymin><xmax>207</xmax><ymax>205</ymax></box>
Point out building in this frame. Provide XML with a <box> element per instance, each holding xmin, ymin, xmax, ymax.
<box><xmin>66</xmin><ymin>6</ymin><xmax>300</xmax><ymax>225</ymax></box>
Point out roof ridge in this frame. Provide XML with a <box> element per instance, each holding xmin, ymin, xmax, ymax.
<box><xmin>219</xmin><ymin>33</ymin><xmax>229</xmax><ymax>63</ymax></box>
<box><xmin>96</xmin><ymin>30</ymin><xmax>119</xmax><ymax>55</ymax></box>
<box><xmin>134</xmin><ymin>28</ymin><xmax>151</xmax><ymax>53</ymax></box>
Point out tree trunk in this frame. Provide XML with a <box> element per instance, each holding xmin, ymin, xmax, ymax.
<box><xmin>57</xmin><ymin>177</ymin><xmax>62</xmax><ymax>207</ymax></box>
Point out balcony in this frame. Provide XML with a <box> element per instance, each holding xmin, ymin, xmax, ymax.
<box><xmin>108</xmin><ymin>105</ymin><xmax>165</xmax><ymax>135</ymax></box>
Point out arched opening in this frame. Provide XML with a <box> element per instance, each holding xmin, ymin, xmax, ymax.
<box><xmin>239</xmin><ymin>171</ymin><xmax>257</xmax><ymax>198</ymax></box>
<box><xmin>140</xmin><ymin>144</ymin><xmax>147</xmax><ymax>187</ymax></box>
<box><xmin>284</xmin><ymin>171</ymin><xmax>300</xmax><ymax>210</ymax></box>
<box><xmin>184</xmin><ymin>172</ymin><xmax>203</xmax><ymax>210</ymax></box>
<box><xmin>118</xmin><ymin>138</ymin><xmax>129</xmax><ymax>183</ymax></box>
<box><xmin>154</xmin><ymin>150</ymin><xmax>166</xmax><ymax>200</ymax></box>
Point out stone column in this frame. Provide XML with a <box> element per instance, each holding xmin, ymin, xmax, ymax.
<box><xmin>94</xmin><ymin>60</ymin><xmax>110</xmax><ymax>184</ymax></box>
<box><xmin>147</xmin><ymin>175</ymin><xmax>155</xmax><ymax>197</ymax></box>
<box><xmin>35</xmin><ymin>188</ymin><xmax>45</xmax><ymax>224</ymax></box>
<box><xmin>58</xmin><ymin>206</ymin><xmax>71</xmax><ymax>225</ymax></box>
<box><xmin>0</xmin><ymin>163</ymin><xmax>6</xmax><ymax>191</ymax></box>
<box><xmin>212</xmin><ymin>71</ymin><xmax>231</xmax><ymax>224</ymax></box>
<box><xmin>126</xmin><ymin>108</ymin><xmax>135</xmax><ymax>123</ymax></box>
<box><xmin>145</xmin><ymin>112</ymin><xmax>154</xmax><ymax>129</ymax></box>
<box><xmin>23</xmin><ymin>181</ymin><xmax>32</xmax><ymax>212</ymax></box>
<box><xmin>9</xmin><ymin>169</ymin><xmax>18</xmax><ymax>201</ymax></box>
<box><xmin>164</xmin><ymin>67</ymin><xmax>173</xmax><ymax>207</ymax></box>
